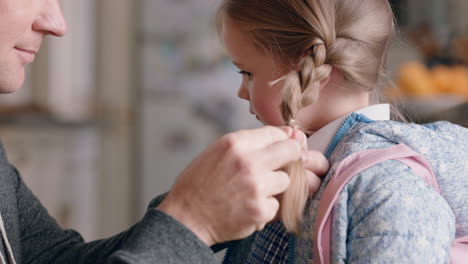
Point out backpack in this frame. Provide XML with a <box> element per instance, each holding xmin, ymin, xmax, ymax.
<box><xmin>313</xmin><ymin>143</ymin><xmax>468</xmax><ymax>264</ymax></box>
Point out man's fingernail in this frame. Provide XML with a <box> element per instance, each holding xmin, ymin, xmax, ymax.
<box><xmin>292</xmin><ymin>129</ymin><xmax>306</xmax><ymax>142</ymax></box>
<box><xmin>283</xmin><ymin>126</ymin><xmax>293</xmax><ymax>137</ymax></box>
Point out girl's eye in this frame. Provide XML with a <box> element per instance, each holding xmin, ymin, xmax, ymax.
<box><xmin>238</xmin><ymin>70</ymin><xmax>252</xmax><ymax>78</ymax></box>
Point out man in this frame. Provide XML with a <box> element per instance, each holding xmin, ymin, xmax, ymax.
<box><xmin>0</xmin><ymin>0</ymin><xmax>329</xmax><ymax>263</ymax></box>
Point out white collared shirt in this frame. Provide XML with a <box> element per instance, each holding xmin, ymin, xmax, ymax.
<box><xmin>307</xmin><ymin>104</ymin><xmax>390</xmax><ymax>153</ymax></box>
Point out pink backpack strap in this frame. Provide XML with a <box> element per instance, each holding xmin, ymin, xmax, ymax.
<box><xmin>313</xmin><ymin>144</ymin><xmax>440</xmax><ymax>264</ymax></box>
<box><xmin>452</xmin><ymin>237</ymin><xmax>468</xmax><ymax>263</ymax></box>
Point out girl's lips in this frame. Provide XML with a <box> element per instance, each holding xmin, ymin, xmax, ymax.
<box><xmin>249</xmin><ymin>111</ymin><xmax>259</xmax><ymax>120</ymax></box>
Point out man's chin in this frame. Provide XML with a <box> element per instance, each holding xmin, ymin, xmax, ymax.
<box><xmin>0</xmin><ymin>72</ymin><xmax>25</xmax><ymax>94</ymax></box>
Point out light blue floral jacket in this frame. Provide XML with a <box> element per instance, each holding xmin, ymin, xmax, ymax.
<box><xmin>222</xmin><ymin>113</ymin><xmax>468</xmax><ymax>264</ymax></box>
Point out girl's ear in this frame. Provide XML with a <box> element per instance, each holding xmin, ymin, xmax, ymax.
<box><xmin>320</xmin><ymin>75</ymin><xmax>331</xmax><ymax>90</ymax></box>
<box><xmin>319</xmin><ymin>66</ymin><xmax>337</xmax><ymax>90</ymax></box>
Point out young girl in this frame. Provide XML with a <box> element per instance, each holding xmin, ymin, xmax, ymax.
<box><xmin>217</xmin><ymin>0</ymin><xmax>468</xmax><ymax>263</ymax></box>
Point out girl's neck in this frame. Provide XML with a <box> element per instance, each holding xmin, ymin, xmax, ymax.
<box><xmin>296</xmin><ymin>83</ymin><xmax>370</xmax><ymax>133</ymax></box>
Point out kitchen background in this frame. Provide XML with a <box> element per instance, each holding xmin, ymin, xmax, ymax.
<box><xmin>0</xmin><ymin>0</ymin><xmax>465</xmax><ymax>244</ymax></box>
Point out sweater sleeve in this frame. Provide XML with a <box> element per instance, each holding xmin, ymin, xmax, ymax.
<box><xmin>339</xmin><ymin>161</ymin><xmax>456</xmax><ymax>264</ymax></box>
<box><xmin>12</xmin><ymin>164</ymin><xmax>217</xmax><ymax>264</ymax></box>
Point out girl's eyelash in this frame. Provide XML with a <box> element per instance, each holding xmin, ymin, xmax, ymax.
<box><xmin>238</xmin><ymin>70</ymin><xmax>252</xmax><ymax>77</ymax></box>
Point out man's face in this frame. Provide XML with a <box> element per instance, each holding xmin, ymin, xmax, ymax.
<box><xmin>0</xmin><ymin>0</ymin><xmax>67</xmax><ymax>93</ymax></box>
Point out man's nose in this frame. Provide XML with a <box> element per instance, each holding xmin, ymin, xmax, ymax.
<box><xmin>32</xmin><ymin>0</ymin><xmax>68</xmax><ymax>37</ymax></box>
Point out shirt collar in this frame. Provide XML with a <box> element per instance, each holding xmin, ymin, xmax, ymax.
<box><xmin>307</xmin><ymin>104</ymin><xmax>390</xmax><ymax>153</ymax></box>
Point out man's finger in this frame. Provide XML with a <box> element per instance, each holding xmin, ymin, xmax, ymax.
<box><xmin>278</xmin><ymin>126</ymin><xmax>294</xmax><ymax>138</ymax></box>
<box><xmin>261</xmin><ymin>171</ymin><xmax>290</xmax><ymax>196</ymax></box>
<box><xmin>306</xmin><ymin>170</ymin><xmax>322</xmax><ymax>195</ymax></box>
<box><xmin>291</xmin><ymin>128</ymin><xmax>307</xmax><ymax>148</ymax></box>
<box><xmin>302</xmin><ymin>150</ymin><xmax>330</xmax><ymax>176</ymax></box>
<box><xmin>231</xmin><ymin>126</ymin><xmax>290</xmax><ymax>151</ymax></box>
<box><xmin>262</xmin><ymin>196</ymin><xmax>280</xmax><ymax>228</ymax></box>
<box><xmin>255</xmin><ymin>139</ymin><xmax>301</xmax><ymax>170</ymax></box>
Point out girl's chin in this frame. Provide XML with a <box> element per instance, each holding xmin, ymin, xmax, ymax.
<box><xmin>258</xmin><ymin>119</ymin><xmax>285</xmax><ymax>128</ymax></box>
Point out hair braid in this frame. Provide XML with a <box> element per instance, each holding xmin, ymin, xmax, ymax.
<box><xmin>278</xmin><ymin>37</ymin><xmax>332</xmax><ymax>126</ymax></box>
<box><xmin>276</xmin><ymin>37</ymin><xmax>333</xmax><ymax>234</ymax></box>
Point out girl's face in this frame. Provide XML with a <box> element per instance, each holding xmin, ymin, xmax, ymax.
<box><xmin>222</xmin><ymin>17</ymin><xmax>287</xmax><ymax>126</ymax></box>
<box><xmin>0</xmin><ymin>0</ymin><xmax>67</xmax><ymax>93</ymax></box>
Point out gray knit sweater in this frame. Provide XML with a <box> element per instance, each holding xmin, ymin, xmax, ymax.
<box><xmin>0</xmin><ymin>143</ymin><xmax>219</xmax><ymax>263</ymax></box>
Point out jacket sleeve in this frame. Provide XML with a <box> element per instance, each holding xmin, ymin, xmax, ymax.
<box><xmin>12</xmin><ymin>164</ymin><xmax>217</xmax><ymax>264</ymax></box>
<box><xmin>106</xmin><ymin>209</ymin><xmax>219</xmax><ymax>264</ymax></box>
<box><xmin>339</xmin><ymin>160</ymin><xmax>456</xmax><ymax>264</ymax></box>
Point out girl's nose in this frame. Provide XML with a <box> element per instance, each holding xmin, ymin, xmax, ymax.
<box><xmin>32</xmin><ymin>0</ymin><xmax>68</xmax><ymax>37</ymax></box>
<box><xmin>237</xmin><ymin>85</ymin><xmax>250</xmax><ymax>101</ymax></box>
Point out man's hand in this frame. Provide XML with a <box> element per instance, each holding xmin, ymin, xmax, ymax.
<box><xmin>157</xmin><ymin>126</ymin><xmax>302</xmax><ymax>246</ymax></box>
<box><xmin>157</xmin><ymin>126</ymin><xmax>330</xmax><ymax>246</ymax></box>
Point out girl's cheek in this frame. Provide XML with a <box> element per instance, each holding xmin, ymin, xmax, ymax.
<box><xmin>258</xmin><ymin>104</ymin><xmax>284</xmax><ymax>126</ymax></box>
<box><xmin>271</xmin><ymin>112</ymin><xmax>286</xmax><ymax>126</ymax></box>
<box><xmin>250</xmin><ymin>81</ymin><xmax>283</xmax><ymax>125</ymax></box>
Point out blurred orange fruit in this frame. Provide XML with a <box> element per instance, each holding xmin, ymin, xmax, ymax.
<box><xmin>398</xmin><ymin>62</ymin><xmax>437</xmax><ymax>96</ymax></box>
<box><xmin>397</xmin><ymin>62</ymin><xmax>468</xmax><ymax>98</ymax></box>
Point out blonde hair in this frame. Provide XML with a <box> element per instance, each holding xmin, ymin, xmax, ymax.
<box><xmin>218</xmin><ymin>0</ymin><xmax>395</xmax><ymax>234</ymax></box>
